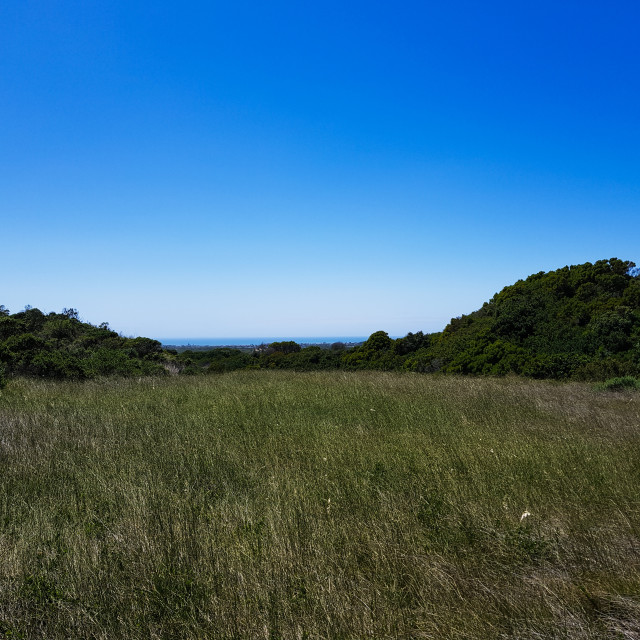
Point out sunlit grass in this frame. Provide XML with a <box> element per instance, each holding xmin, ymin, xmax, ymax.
<box><xmin>1</xmin><ymin>371</ymin><xmax>639</xmax><ymax>638</ymax></box>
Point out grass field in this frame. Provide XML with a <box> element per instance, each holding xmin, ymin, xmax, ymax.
<box><xmin>0</xmin><ymin>371</ymin><xmax>639</xmax><ymax>639</ymax></box>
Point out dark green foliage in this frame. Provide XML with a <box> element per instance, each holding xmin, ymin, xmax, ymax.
<box><xmin>424</xmin><ymin>258</ymin><xmax>640</xmax><ymax>380</ymax></box>
<box><xmin>0</xmin><ymin>316</ymin><xmax>23</xmax><ymax>340</ymax></box>
<box><xmin>402</xmin><ymin>346</ymin><xmax>443</xmax><ymax>373</ymax></box>
<box><xmin>61</xmin><ymin>307</ymin><xmax>79</xmax><ymax>320</ymax></box>
<box><xmin>128</xmin><ymin>337</ymin><xmax>163</xmax><ymax>358</ymax></box>
<box><xmin>76</xmin><ymin>325</ymin><xmax>120</xmax><ymax>349</ymax></box>
<box><xmin>268</xmin><ymin>341</ymin><xmax>301</xmax><ymax>355</ymax></box>
<box><xmin>83</xmin><ymin>348</ymin><xmax>165</xmax><ymax>377</ymax></box>
<box><xmin>43</xmin><ymin>318</ymin><xmax>78</xmax><ymax>340</ymax></box>
<box><xmin>27</xmin><ymin>351</ymin><xmax>86</xmax><ymax>379</ymax></box>
<box><xmin>0</xmin><ymin>307</ymin><xmax>173</xmax><ymax>381</ymax></box>
<box><xmin>341</xmin><ymin>331</ymin><xmax>405</xmax><ymax>371</ymax></box>
<box><xmin>363</xmin><ymin>330</ymin><xmax>393</xmax><ymax>352</ymax></box>
<box><xmin>12</xmin><ymin>307</ymin><xmax>47</xmax><ymax>333</ymax></box>
<box><xmin>175</xmin><ymin>348</ymin><xmax>252</xmax><ymax>373</ymax></box>
<box><xmin>394</xmin><ymin>331</ymin><xmax>433</xmax><ymax>355</ymax></box>
<box><xmin>206</xmin><ymin>349</ymin><xmax>252</xmax><ymax>373</ymax></box>
<box><xmin>176</xmin><ymin>343</ymin><xmax>346</xmax><ymax>374</ymax></box>
<box><xmin>255</xmin><ymin>345</ymin><xmax>343</xmax><ymax>371</ymax></box>
<box><xmin>282</xmin><ymin>346</ymin><xmax>342</xmax><ymax>370</ymax></box>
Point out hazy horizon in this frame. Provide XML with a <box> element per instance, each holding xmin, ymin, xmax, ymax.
<box><xmin>157</xmin><ymin>336</ymin><xmax>372</xmax><ymax>347</ymax></box>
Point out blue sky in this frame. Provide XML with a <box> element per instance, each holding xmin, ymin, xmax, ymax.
<box><xmin>2</xmin><ymin>1</ymin><xmax>639</xmax><ymax>338</ymax></box>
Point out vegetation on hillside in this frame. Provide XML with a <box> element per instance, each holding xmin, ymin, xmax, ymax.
<box><xmin>1</xmin><ymin>371</ymin><xmax>638</xmax><ymax>638</ymax></box>
<box><xmin>409</xmin><ymin>257</ymin><xmax>640</xmax><ymax>379</ymax></box>
<box><xmin>177</xmin><ymin>258</ymin><xmax>640</xmax><ymax>381</ymax></box>
<box><xmin>0</xmin><ymin>306</ymin><xmax>168</xmax><ymax>380</ymax></box>
<box><xmin>2</xmin><ymin>258</ymin><xmax>639</xmax><ymax>382</ymax></box>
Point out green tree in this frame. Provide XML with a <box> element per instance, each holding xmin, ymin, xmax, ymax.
<box><xmin>128</xmin><ymin>337</ymin><xmax>163</xmax><ymax>358</ymax></box>
<box><xmin>363</xmin><ymin>331</ymin><xmax>393</xmax><ymax>352</ymax></box>
<box><xmin>268</xmin><ymin>341</ymin><xmax>301</xmax><ymax>355</ymax></box>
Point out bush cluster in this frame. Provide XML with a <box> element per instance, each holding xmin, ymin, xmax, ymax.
<box><xmin>420</xmin><ymin>258</ymin><xmax>640</xmax><ymax>380</ymax></box>
<box><xmin>595</xmin><ymin>376</ymin><xmax>640</xmax><ymax>391</ymax></box>
<box><xmin>0</xmin><ymin>307</ymin><xmax>169</xmax><ymax>382</ymax></box>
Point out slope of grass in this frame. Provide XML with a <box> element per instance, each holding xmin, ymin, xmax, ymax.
<box><xmin>0</xmin><ymin>371</ymin><xmax>639</xmax><ymax>639</ymax></box>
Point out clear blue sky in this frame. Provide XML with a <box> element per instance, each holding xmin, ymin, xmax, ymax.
<box><xmin>2</xmin><ymin>1</ymin><xmax>639</xmax><ymax>338</ymax></box>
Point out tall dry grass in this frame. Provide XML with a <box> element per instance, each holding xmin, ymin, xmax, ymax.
<box><xmin>0</xmin><ymin>371</ymin><xmax>639</xmax><ymax>638</ymax></box>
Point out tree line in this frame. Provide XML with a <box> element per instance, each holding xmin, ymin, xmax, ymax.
<box><xmin>1</xmin><ymin>258</ymin><xmax>639</xmax><ymax>387</ymax></box>
<box><xmin>164</xmin><ymin>257</ymin><xmax>640</xmax><ymax>381</ymax></box>
<box><xmin>0</xmin><ymin>306</ymin><xmax>166</xmax><ymax>386</ymax></box>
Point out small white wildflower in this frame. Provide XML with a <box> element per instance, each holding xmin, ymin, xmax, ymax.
<box><xmin>322</xmin><ymin>457</ymin><xmax>327</xmax><ymax>462</ymax></box>
<box><xmin>520</xmin><ymin>510</ymin><xmax>531</xmax><ymax>522</ymax></box>
<box><xmin>370</xmin><ymin>408</ymin><xmax>376</xmax><ymax>412</ymax></box>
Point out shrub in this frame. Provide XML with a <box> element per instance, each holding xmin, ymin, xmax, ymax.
<box><xmin>0</xmin><ymin>316</ymin><xmax>24</xmax><ymax>340</ymax></box>
<box><xmin>44</xmin><ymin>318</ymin><xmax>78</xmax><ymax>340</ymax></box>
<box><xmin>28</xmin><ymin>351</ymin><xmax>86</xmax><ymax>379</ymax></box>
<box><xmin>128</xmin><ymin>337</ymin><xmax>163</xmax><ymax>358</ymax></box>
<box><xmin>596</xmin><ymin>376</ymin><xmax>640</xmax><ymax>391</ymax></box>
<box><xmin>84</xmin><ymin>348</ymin><xmax>166</xmax><ymax>378</ymax></box>
<box><xmin>268</xmin><ymin>341</ymin><xmax>301</xmax><ymax>355</ymax></box>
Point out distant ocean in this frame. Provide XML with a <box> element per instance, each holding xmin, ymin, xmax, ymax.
<box><xmin>158</xmin><ymin>337</ymin><xmax>369</xmax><ymax>347</ymax></box>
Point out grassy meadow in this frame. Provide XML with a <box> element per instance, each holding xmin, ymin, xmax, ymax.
<box><xmin>0</xmin><ymin>371</ymin><xmax>639</xmax><ymax>639</ymax></box>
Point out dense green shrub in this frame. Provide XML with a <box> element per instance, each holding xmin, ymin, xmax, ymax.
<box><xmin>43</xmin><ymin>318</ymin><xmax>79</xmax><ymax>340</ymax></box>
<box><xmin>0</xmin><ymin>307</ymin><xmax>175</xmax><ymax>381</ymax></box>
<box><xmin>129</xmin><ymin>337</ymin><xmax>163</xmax><ymax>358</ymax></box>
<box><xmin>279</xmin><ymin>346</ymin><xmax>342</xmax><ymax>370</ymax></box>
<box><xmin>0</xmin><ymin>316</ymin><xmax>23</xmax><ymax>340</ymax></box>
<box><xmin>268</xmin><ymin>340</ymin><xmax>301</xmax><ymax>355</ymax></box>
<box><xmin>28</xmin><ymin>350</ymin><xmax>86</xmax><ymax>379</ymax></box>
<box><xmin>595</xmin><ymin>376</ymin><xmax>640</xmax><ymax>391</ymax></box>
<box><xmin>420</xmin><ymin>258</ymin><xmax>640</xmax><ymax>380</ymax></box>
<box><xmin>403</xmin><ymin>348</ymin><xmax>443</xmax><ymax>373</ymax></box>
<box><xmin>83</xmin><ymin>348</ymin><xmax>142</xmax><ymax>377</ymax></box>
<box><xmin>341</xmin><ymin>331</ymin><xmax>404</xmax><ymax>371</ymax></box>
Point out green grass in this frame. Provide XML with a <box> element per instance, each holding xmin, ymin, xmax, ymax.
<box><xmin>1</xmin><ymin>371</ymin><xmax>639</xmax><ymax>639</ymax></box>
